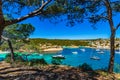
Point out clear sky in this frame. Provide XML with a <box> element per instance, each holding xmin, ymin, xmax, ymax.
<box><xmin>21</xmin><ymin>14</ymin><xmax>120</xmax><ymax>40</ymax></box>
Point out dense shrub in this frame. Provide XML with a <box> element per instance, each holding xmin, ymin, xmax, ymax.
<box><xmin>28</xmin><ymin>58</ymin><xmax>47</xmax><ymax>66</ymax></box>
<box><xmin>5</xmin><ymin>53</ymin><xmax>24</xmax><ymax>63</ymax></box>
<box><xmin>5</xmin><ymin>53</ymin><xmax>47</xmax><ymax>66</ymax></box>
<box><xmin>51</xmin><ymin>59</ymin><xmax>63</xmax><ymax>65</ymax></box>
<box><xmin>78</xmin><ymin>63</ymin><xmax>93</xmax><ymax>71</ymax></box>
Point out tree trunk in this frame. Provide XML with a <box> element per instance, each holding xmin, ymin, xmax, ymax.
<box><xmin>1</xmin><ymin>36</ymin><xmax>15</xmax><ymax>62</ymax></box>
<box><xmin>108</xmin><ymin>29</ymin><xmax>116</xmax><ymax>73</ymax></box>
<box><xmin>104</xmin><ymin>0</ymin><xmax>116</xmax><ymax>73</ymax></box>
<box><xmin>0</xmin><ymin>28</ymin><xmax>3</xmax><ymax>40</ymax></box>
<box><xmin>7</xmin><ymin>40</ymin><xmax>15</xmax><ymax>62</ymax></box>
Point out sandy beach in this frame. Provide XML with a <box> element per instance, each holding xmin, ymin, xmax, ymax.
<box><xmin>42</xmin><ymin>47</ymin><xmax>63</xmax><ymax>52</ymax></box>
<box><xmin>0</xmin><ymin>50</ymin><xmax>10</xmax><ymax>54</ymax></box>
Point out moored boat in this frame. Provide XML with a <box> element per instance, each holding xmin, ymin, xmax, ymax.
<box><xmin>52</xmin><ymin>55</ymin><xmax>65</xmax><ymax>59</ymax></box>
<box><xmin>72</xmin><ymin>51</ymin><xmax>78</xmax><ymax>54</ymax></box>
<box><xmin>90</xmin><ymin>56</ymin><xmax>100</xmax><ymax>60</ymax></box>
<box><xmin>97</xmin><ymin>51</ymin><xmax>104</xmax><ymax>54</ymax></box>
<box><xmin>80</xmin><ymin>49</ymin><xmax>85</xmax><ymax>52</ymax></box>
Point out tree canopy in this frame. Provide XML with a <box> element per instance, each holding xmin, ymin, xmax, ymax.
<box><xmin>46</xmin><ymin>0</ymin><xmax>120</xmax><ymax>73</ymax></box>
<box><xmin>57</xmin><ymin>0</ymin><xmax>120</xmax><ymax>73</ymax></box>
<box><xmin>0</xmin><ymin>0</ymin><xmax>120</xmax><ymax>73</ymax></box>
<box><xmin>0</xmin><ymin>0</ymin><xmax>52</xmax><ymax>27</ymax></box>
<box><xmin>51</xmin><ymin>0</ymin><xmax>120</xmax><ymax>27</ymax></box>
<box><xmin>3</xmin><ymin>24</ymin><xmax>35</xmax><ymax>39</ymax></box>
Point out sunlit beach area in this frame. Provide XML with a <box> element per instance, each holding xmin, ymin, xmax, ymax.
<box><xmin>0</xmin><ymin>0</ymin><xmax>120</xmax><ymax>80</ymax></box>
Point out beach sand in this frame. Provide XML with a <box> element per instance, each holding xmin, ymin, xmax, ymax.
<box><xmin>42</xmin><ymin>47</ymin><xmax>63</xmax><ymax>52</ymax></box>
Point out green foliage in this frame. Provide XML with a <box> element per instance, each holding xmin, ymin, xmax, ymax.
<box><xmin>5</xmin><ymin>53</ymin><xmax>47</xmax><ymax>66</ymax></box>
<box><xmin>43</xmin><ymin>4</ymin><xmax>65</xmax><ymax>17</ymax></box>
<box><xmin>5</xmin><ymin>53</ymin><xmax>24</xmax><ymax>63</ymax></box>
<box><xmin>112</xmin><ymin>1</ymin><xmax>120</xmax><ymax>12</ymax></box>
<box><xmin>3</xmin><ymin>0</ymin><xmax>43</xmax><ymax>18</ymax></box>
<box><xmin>78</xmin><ymin>63</ymin><xmax>93</xmax><ymax>71</ymax></box>
<box><xmin>0</xmin><ymin>38</ymin><xmax>89</xmax><ymax>52</ymax></box>
<box><xmin>29</xmin><ymin>38</ymin><xmax>89</xmax><ymax>46</ymax></box>
<box><xmin>5</xmin><ymin>56</ymin><xmax>11</xmax><ymax>63</ymax></box>
<box><xmin>1</xmin><ymin>23</ymin><xmax>35</xmax><ymax>51</ymax></box>
<box><xmin>0</xmin><ymin>42</ymin><xmax>9</xmax><ymax>51</ymax></box>
<box><xmin>28</xmin><ymin>58</ymin><xmax>47</xmax><ymax>66</ymax></box>
<box><xmin>53</xmin><ymin>0</ymin><xmax>120</xmax><ymax>26</ymax></box>
<box><xmin>51</xmin><ymin>58</ymin><xmax>63</xmax><ymax>65</ymax></box>
<box><xmin>3</xmin><ymin>24</ymin><xmax>35</xmax><ymax>39</ymax></box>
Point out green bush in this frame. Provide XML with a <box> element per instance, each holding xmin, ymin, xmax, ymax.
<box><xmin>5</xmin><ymin>53</ymin><xmax>24</xmax><ymax>63</ymax></box>
<box><xmin>51</xmin><ymin>58</ymin><xmax>63</xmax><ymax>65</ymax></box>
<box><xmin>5</xmin><ymin>53</ymin><xmax>48</xmax><ymax>66</ymax></box>
<box><xmin>78</xmin><ymin>63</ymin><xmax>93</xmax><ymax>71</ymax></box>
<box><xmin>28</xmin><ymin>58</ymin><xmax>47</xmax><ymax>66</ymax></box>
<box><xmin>5</xmin><ymin>56</ymin><xmax>11</xmax><ymax>63</ymax></box>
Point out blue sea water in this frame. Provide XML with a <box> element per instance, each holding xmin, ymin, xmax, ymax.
<box><xmin>21</xmin><ymin>47</ymin><xmax>120</xmax><ymax>72</ymax></box>
<box><xmin>0</xmin><ymin>47</ymin><xmax>120</xmax><ymax>72</ymax></box>
<box><xmin>0</xmin><ymin>53</ymin><xmax>8</xmax><ymax>61</ymax></box>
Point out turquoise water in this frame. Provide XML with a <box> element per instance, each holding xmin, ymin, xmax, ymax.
<box><xmin>21</xmin><ymin>47</ymin><xmax>120</xmax><ymax>72</ymax></box>
<box><xmin>1</xmin><ymin>48</ymin><xmax>120</xmax><ymax>72</ymax></box>
<box><xmin>0</xmin><ymin>53</ymin><xmax>8</xmax><ymax>61</ymax></box>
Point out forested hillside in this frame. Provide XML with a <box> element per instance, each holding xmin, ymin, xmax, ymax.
<box><xmin>0</xmin><ymin>38</ymin><xmax>89</xmax><ymax>52</ymax></box>
<box><xmin>29</xmin><ymin>38</ymin><xmax>89</xmax><ymax>46</ymax></box>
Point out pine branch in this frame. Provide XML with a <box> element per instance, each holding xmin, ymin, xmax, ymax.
<box><xmin>4</xmin><ymin>0</ymin><xmax>52</xmax><ymax>27</ymax></box>
<box><xmin>116</xmin><ymin>22</ymin><xmax>120</xmax><ymax>30</ymax></box>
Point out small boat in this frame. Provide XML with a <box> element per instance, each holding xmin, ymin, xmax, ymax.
<box><xmin>52</xmin><ymin>55</ymin><xmax>65</xmax><ymax>59</ymax></box>
<box><xmin>80</xmin><ymin>49</ymin><xmax>85</xmax><ymax>52</ymax></box>
<box><xmin>90</xmin><ymin>56</ymin><xmax>100</xmax><ymax>60</ymax></box>
<box><xmin>97</xmin><ymin>51</ymin><xmax>104</xmax><ymax>54</ymax></box>
<box><xmin>96</xmin><ymin>49</ymin><xmax>100</xmax><ymax>51</ymax></box>
<box><xmin>72</xmin><ymin>51</ymin><xmax>78</xmax><ymax>54</ymax></box>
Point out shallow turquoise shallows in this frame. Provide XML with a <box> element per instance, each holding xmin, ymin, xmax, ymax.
<box><xmin>1</xmin><ymin>47</ymin><xmax>120</xmax><ymax>73</ymax></box>
<box><xmin>0</xmin><ymin>53</ymin><xmax>8</xmax><ymax>61</ymax></box>
<box><xmin>20</xmin><ymin>47</ymin><xmax>120</xmax><ymax>73</ymax></box>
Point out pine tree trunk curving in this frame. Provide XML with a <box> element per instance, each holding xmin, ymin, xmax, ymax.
<box><xmin>108</xmin><ymin>30</ymin><xmax>116</xmax><ymax>73</ymax></box>
<box><xmin>7</xmin><ymin>40</ymin><xmax>15</xmax><ymax>62</ymax></box>
<box><xmin>1</xmin><ymin>36</ymin><xmax>15</xmax><ymax>62</ymax></box>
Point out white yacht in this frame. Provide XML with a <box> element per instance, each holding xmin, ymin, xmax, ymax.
<box><xmin>96</xmin><ymin>49</ymin><xmax>100</xmax><ymax>51</ymax></box>
<box><xmin>90</xmin><ymin>56</ymin><xmax>100</xmax><ymax>60</ymax></box>
<box><xmin>80</xmin><ymin>49</ymin><xmax>85</xmax><ymax>52</ymax></box>
<box><xmin>52</xmin><ymin>54</ymin><xmax>65</xmax><ymax>59</ymax></box>
<box><xmin>72</xmin><ymin>51</ymin><xmax>78</xmax><ymax>54</ymax></box>
<box><xmin>97</xmin><ymin>51</ymin><xmax>104</xmax><ymax>54</ymax></box>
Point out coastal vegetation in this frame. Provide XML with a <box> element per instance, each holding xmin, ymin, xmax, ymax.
<box><xmin>1</xmin><ymin>38</ymin><xmax>120</xmax><ymax>53</ymax></box>
<box><xmin>0</xmin><ymin>0</ymin><xmax>120</xmax><ymax>79</ymax></box>
<box><xmin>29</xmin><ymin>38</ymin><xmax>89</xmax><ymax>46</ymax></box>
<box><xmin>0</xmin><ymin>57</ymin><xmax>120</xmax><ymax>80</ymax></box>
<box><xmin>53</xmin><ymin>0</ymin><xmax>120</xmax><ymax>73</ymax></box>
<box><xmin>0</xmin><ymin>38</ymin><xmax>89</xmax><ymax>52</ymax></box>
<box><xmin>5</xmin><ymin>53</ymin><xmax>48</xmax><ymax>67</ymax></box>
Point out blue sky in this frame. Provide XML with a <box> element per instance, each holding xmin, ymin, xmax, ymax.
<box><xmin>21</xmin><ymin>15</ymin><xmax>120</xmax><ymax>40</ymax></box>
<box><xmin>3</xmin><ymin>1</ymin><xmax>120</xmax><ymax>40</ymax></box>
